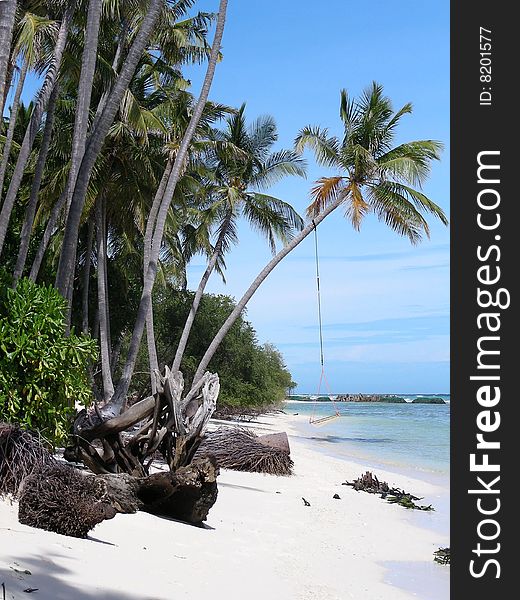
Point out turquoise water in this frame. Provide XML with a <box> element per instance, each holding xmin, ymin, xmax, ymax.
<box><xmin>285</xmin><ymin>396</ymin><xmax>450</xmax><ymax>479</ymax></box>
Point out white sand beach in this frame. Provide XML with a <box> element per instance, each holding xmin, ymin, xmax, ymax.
<box><xmin>0</xmin><ymin>413</ymin><xmax>449</xmax><ymax>600</ymax></box>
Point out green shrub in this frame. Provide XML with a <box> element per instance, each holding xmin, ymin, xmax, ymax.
<box><xmin>0</xmin><ymin>279</ymin><xmax>98</xmax><ymax>445</ymax></box>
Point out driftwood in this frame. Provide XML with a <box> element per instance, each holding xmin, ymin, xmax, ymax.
<box><xmin>257</xmin><ymin>432</ymin><xmax>290</xmax><ymax>454</ymax></box>
<box><xmin>18</xmin><ymin>463</ymin><xmax>116</xmax><ymax>538</ymax></box>
<box><xmin>68</xmin><ymin>368</ymin><xmax>220</xmax><ymax>477</ymax></box>
<box><xmin>17</xmin><ymin>455</ymin><xmax>219</xmax><ymax>536</ymax></box>
<box><xmin>196</xmin><ymin>427</ymin><xmax>293</xmax><ymax>475</ymax></box>
<box><xmin>99</xmin><ymin>455</ymin><xmax>219</xmax><ymax>523</ymax></box>
<box><xmin>343</xmin><ymin>471</ymin><xmax>434</xmax><ymax>511</ymax></box>
<box><xmin>0</xmin><ymin>423</ymin><xmax>55</xmax><ymax>498</ymax></box>
<box><xmin>434</xmin><ymin>547</ymin><xmax>450</xmax><ymax>565</ymax></box>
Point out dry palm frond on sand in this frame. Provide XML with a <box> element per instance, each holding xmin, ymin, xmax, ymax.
<box><xmin>196</xmin><ymin>427</ymin><xmax>293</xmax><ymax>476</ymax></box>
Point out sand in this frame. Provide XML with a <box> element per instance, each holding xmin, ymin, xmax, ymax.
<box><xmin>0</xmin><ymin>413</ymin><xmax>449</xmax><ymax>600</ymax></box>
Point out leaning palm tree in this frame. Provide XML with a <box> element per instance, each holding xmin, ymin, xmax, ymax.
<box><xmin>191</xmin><ymin>82</ymin><xmax>448</xmax><ymax>384</ymax></box>
<box><xmin>110</xmin><ymin>0</ymin><xmax>228</xmax><ymax>411</ymax></box>
<box><xmin>171</xmin><ymin>104</ymin><xmax>305</xmax><ymax>372</ymax></box>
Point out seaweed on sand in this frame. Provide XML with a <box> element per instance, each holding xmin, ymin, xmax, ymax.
<box><xmin>343</xmin><ymin>471</ymin><xmax>434</xmax><ymax>511</ymax></box>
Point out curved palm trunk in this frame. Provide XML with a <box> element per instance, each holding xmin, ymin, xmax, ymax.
<box><xmin>110</xmin><ymin>0</ymin><xmax>229</xmax><ymax>411</ymax></box>
<box><xmin>55</xmin><ymin>0</ymin><xmax>164</xmax><ymax>299</ymax></box>
<box><xmin>0</xmin><ymin>3</ymin><xmax>75</xmax><ymax>256</ymax></box>
<box><xmin>0</xmin><ymin>0</ymin><xmax>17</xmax><ymax>115</ymax></box>
<box><xmin>63</xmin><ymin>0</ymin><xmax>102</xmax><ymax>216</ymax></box>
<box><xmin>96</xmin><ymin>196</ymin><xmax>114</xmax><ymax>401</ymax></box>
<box><xmin>144</xmin><ymin>160</ymin><xmax>173</xmax><ymax>393</ymax></box>
<box><xmin>82</xmin><ymin>217</ymin><xmax>94</xmax><ymax>333</ymax></box>
<box><xmin>13</xmin><ymin>82</ymin><xmax>60</xmax><ymax>283</ymax></box>
<box><xmin>192</xmin><ymin>195</ymin><xmax>344</xmax><ymax>385</ymax></box>
<box><xmin>171</xmin><ymin>212</ymin><xmax>232</xmax><ymax>372</ymax></box>
<box><xmin>0</xmin><ymin>58</ymin><xmax>29</xmax><ymax>197</ymax></box>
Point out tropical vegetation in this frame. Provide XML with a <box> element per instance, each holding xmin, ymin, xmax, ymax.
<box><xmin>0</xmin><ymin>0</ymin><xmax>447</xmax><ymax>471</ymax></box>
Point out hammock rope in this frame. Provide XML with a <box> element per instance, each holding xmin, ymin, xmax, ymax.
<box><xmin>309</xmin><ymin>221</ymin><xmax>341</xmax><ymax>426</ymax></box>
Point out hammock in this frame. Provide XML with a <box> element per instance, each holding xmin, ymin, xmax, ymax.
<box><xmin>309</xmin><ymin>222</ymin><xmax>343</xmax><ymax>426</ymax></box>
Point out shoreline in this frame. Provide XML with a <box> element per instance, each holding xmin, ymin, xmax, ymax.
<box><xmin>1</xmin><ymin>412</ymin><xmax>449</xmax><ymax>599</ymax></box>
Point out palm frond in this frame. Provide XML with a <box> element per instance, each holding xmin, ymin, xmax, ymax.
<box><xmin>251</xmin><ymin>149</ymin><xmax>307</xmax><ymax>190</ymax></box>
<box><xmin>294</xmin><ymin>126</ymin><xmax>341</xmax><ymax>168</ymax></box>
<box><xmin>307</xmin><ymin>176</ymin><xmax>345</xmax><ymax>218</ymax></box>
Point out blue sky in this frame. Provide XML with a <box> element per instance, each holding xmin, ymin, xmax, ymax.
<box><xmin>185</xmin><ymin>0</ymin><xmax>450</xmax><ymax>393</ymax></box>
<box><xmin>8</xmin><ymin>0</ymin><xmax>450</xmax><ymax>393</ymax></box>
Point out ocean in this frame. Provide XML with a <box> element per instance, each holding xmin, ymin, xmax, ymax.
<box><xmin>285</xmin><ymin>396</ymin><xmax>450</xmax><ymax>480</ymax></box>
<box><xmin>285</xmin><ymin>395</ymin><xmax>451</xmax><ymax>599</ymax></box>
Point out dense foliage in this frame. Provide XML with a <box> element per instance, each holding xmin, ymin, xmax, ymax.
<box><xmin>0</xmin><ymin>1</ymin><xmax>445</xmax><ymax>444</ymax></box>
<box><xmin>0</xmin><ymin>278</ymin><xmax>97</xmax><ymax>444</ymax></box>
<box><xmin>131</xmin><ymin>290</ymin><xmax>294</xmax><ymax>409</ymax></box>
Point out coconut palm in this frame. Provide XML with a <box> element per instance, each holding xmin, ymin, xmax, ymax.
<box><xmin>54</xmin><ymin>0</ymin><xmax>164</xmax><ymax>298</ymax></box>
<box><xmin>110</xmin><ymin>0</ymin><xmax>228</xmax><ymax>411</ymax></box>
<box><xmin>0</xmin><ymin>1</ymin><xmax>75</xmax><ymax>255</ymax></box>
<box><xmin>192</xmin><ymin>83</ymin><xmax>448</xmax><ymax>384</ymax></box>
<box><xmin>171</xmin><ymin>104</ymin><xmax>306</xmax><ymax>372</ymax></box>
<box><xmin>0</xmin><ymin>0</ymin><xmax>17</xmax><ymax>114</ymax></box>
<box><xmin>0</xmin><ymin>10</ymin><xmax>58</xmax><ymax>197</ymax></box>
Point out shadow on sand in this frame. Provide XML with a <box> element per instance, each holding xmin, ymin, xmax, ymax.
<box><xmin>1</xmin><ymin>550</ymin><xmax>169</xmax><ymax>600</ymax></box>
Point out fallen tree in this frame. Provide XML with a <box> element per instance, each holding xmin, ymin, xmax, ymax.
<box><xmin>67</xmin><ymin>368</ymin><xmax>220</xmax><ymax>477</ymax></box>
<box><xmin>18</xmin><ymin>455</ymin><xmax>219</xmax><ymax>536</ymax></box>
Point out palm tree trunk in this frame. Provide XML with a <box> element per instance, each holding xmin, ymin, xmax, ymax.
<box><xmin>0</xmin><ymin>2</ymin><xmax>75</xmax><ymax>256</ymax></box>
<box><xmin>13</xmin><ymin>82</ymin><xmax>60</xmax><ymax>283</ymax></box>
<box><xmin>144</xmin><ymin>160</ymin><xmax>172</xmax><ymax>393</ymax></box>
<box><xmin>96</xmin><ymin>196</ymin><xmax>114</xmax><ymax>401</ymax></box>
<box><xmin>0</xmin><ymin>0</ymin><xmax>17</xmax><ymax>116</ymax></box>
<box><xmin>91</xmin><ymin>18</ymin><xmax>128</xmax><ymax>134</ymax></box>
<box><xmin>28</xmin><ymin>186</ymin><xmax>67</xmax><ymax>281</ymax></box>
<box><xmin>82</xmin><ymin>217</ymin><xmax>94</xmax><ymax>333</ymax></box>
<box><xmin>110</xmin><ymin>0</ymin><xmax>228</xmax><ymax>412</ymax></box>
<box><xmin>63</xmin><ymin>0</ymin><xmax>102</xmax><ymax>216</ymax></box>
<box><xmin>55</xmin><ymin>0</ymin><xmax>164</xmax><ymax>299</ymax></box>
<box><xmin>192</xmin><ymin>195</ymin><xmax>344</xmax><ymax>385</ymax></box>
<box><xmin>171</xmin><ymin>211</ymin><xmax>231</xmax><ymax>372</ymax></box>
<box><xmin>0</xmin><ymin>58</ymin><xmax>28</xmax><ymax>197</ymax></box>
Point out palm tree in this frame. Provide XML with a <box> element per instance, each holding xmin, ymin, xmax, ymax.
<box><xmin>62</xmin><ymin>0</ymin><xmax>102</xmax><ymax>216</ymax></box>
<box><xmin>54</xmin><ymin>0</ymin><xmax>164</xmax><ymax>298</ymax></box>
<box><xmin>0</xmin><ymin>0</ymin><xmax>17</xmax><ymax>114</ymax></box>
<box><xmin>171</xmin><ymin>104</ymin><xmax>305</xmax><ymax>372</ymax></box>
<box><xmin>0</xmin><ymin>11</ymin><xmax>58</xmax><ymax>196</ymax></box>
<box><xmin>110</xmin><ymin>0</ymin><xmax>229</xmax><ymax>412</ymax></box>
<box><xmin>0</xmin><ymin>1</ymin><xmax>75</xmax><ymax>255</ymax></box>
<box><xmin>191</xmin><ymin>83</ymin><xmax>448</xmax><ymax>384</ymax></box>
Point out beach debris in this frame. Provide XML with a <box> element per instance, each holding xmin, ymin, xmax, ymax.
<box><xmin>302</xmin><ymin>497</ymin><xmax>311</xmax><ymax>506</ymax></box>
<box><xmin>195</xmin><ymin>427</ymin><xmax>293</xmax><ymax>475</ymax></box>
<box><xmin>18</xmin><ymin>463</ymin><xmax>116</xmax><ymax>538</ymax></box>
<box><xmin>99</xmin><ymin>455</ymin><xmax>219</xmax><ymax>524</ymax></box>
<box><xmin>344</xmin><ymin>471</ymin><xmax>434</xmax><ymax>511</ymax></box>
<box><xmin>333</xmin><ymin>493</ymin><xmax>341</xmax><ymax>499</ymax></box>
<box><xmin>0</xmin><ymin>423</ymin><xmax>55</xmax><ymax>498</ymax></box>
<box><xmin>434</xmin><ymin>547</ymin><xmax>450</xmax><ymax>565</ymax></box>
<box><xmin>212</xmin><ymin>405</ymin><xmax>263</xmax><ymax>422</ymax></box>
